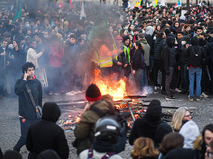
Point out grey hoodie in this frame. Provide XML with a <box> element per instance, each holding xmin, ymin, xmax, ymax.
<box><xmin>139</xmin><ymin>38</ymin><xmax>150</xmax><ymax>66</ymax></box>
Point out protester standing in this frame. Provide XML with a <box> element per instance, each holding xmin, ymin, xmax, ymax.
<box><xmin>13</xmin><ymin>62</ymin><xmax>42</xmax><ymax>152</ymax></box>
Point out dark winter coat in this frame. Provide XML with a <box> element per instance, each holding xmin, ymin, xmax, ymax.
<box><xmin>185</xmin><ymin>38</ymin><xmax>206</xmax><ymax>67</ymax></box>
<box><xmin>129</xmin><ymin>100</ymin><xmax>163</xmax><ymax>147</ymax></box>
<box><xmin>26</xmin><ymin>103</ymin><xmax>69</xmax><ymax>159</ymax></box>
<box><xmin>162</xmin><ymin>37</ymin><xmax>177</xmax><ymax>72</ymax></box>
<box><xmin>132</xmin><ymin>48</ymin><xmax>145</xmax><ymax>70</ymax></box>
<box><xmin>14</xmin><ymin>77</ymin><xmax>42</xmax><ymax>119</ymax></box>
<box><xmin>74</xmin><ymin>95</ymin><xmax>116</xmax><ymax>155</ymax></box>
<box><xmin>153</xmin><ymin>38</ymin><xmax>166</xmax><ymax>60</ymax></box>
<box><xmin>10</xmin><ymin>48</ymin><xmax>26</xmax><ymax>74</ymax></box>
<box><xmin>199</xmin><ymin>39</ymin><xmax>211</xmax><ymax>65</ymax></box>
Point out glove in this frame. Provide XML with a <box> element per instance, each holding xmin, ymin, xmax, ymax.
<box><xmin>166</xmin><ymin>71</ymin><xmax>170</xmax><ymax>75</ymax></box>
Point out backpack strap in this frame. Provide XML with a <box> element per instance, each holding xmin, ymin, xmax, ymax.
<box><xmin>89</xmin><ymin>100</ymin><xmax>116</xmax><ymax>117</ymax></box>
<box><xmin>88</xmin><ymin>148</ymin><xmax>93</xmax><ymax>159</ymax></box>
<box><xmin>102</xmin><ymin>152</ymin><xmax>116</xmax><ymax>159</ymax></box>
<box><xmin>89</xmin><ymin>106</ymin><xmax>107</xmax><ymax>117</ymax></box>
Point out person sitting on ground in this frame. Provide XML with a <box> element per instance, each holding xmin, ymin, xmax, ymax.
<box><xmin>179</xmin><ymin>120</ymin><xmax>200</xmax><ymax>149</ymax></box>
<box><xmin>74</xmin><ymin>84</ymin><xmax>117</xmax><ymax>155</ymax></box>
<box><xmin>79</xmin><ymin>116</ymin><xmax>123</xmax><ymax>159</ymax></box>
<box><xmin>129</xmin><ymin>100</ymin><xmax>166</xmax><ymax>147</ymax></box>
<box><xmin>171</xmin><ymin>107</ymin><xmax>192</xmax><ymax>132</ymax></box>
<box><xmin>26</xmin><ymin>102</ymin><xmax>69</xmax><ymax>159</ymax></box>
<box><xmin>158</xmin><ymin>132</ymin><xmax>184</xmax><ymax>159</ymax></box>
<box><xmin>131</xmin><ymin>137</ymin><xmax>159</xmax><ymax>159</ymax></box>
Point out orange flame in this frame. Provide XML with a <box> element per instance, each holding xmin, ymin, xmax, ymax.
<box><xmin>92</xmin><ymin>68</ymin><xmax>126</xmax><ymax>100</ymax></box>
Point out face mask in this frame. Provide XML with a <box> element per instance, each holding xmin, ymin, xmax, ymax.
<box><xmin>44</xmin><ymin>35</ymin><xmax>48</xmax><ymax>38</ymax></box>
<box><xmin>26</xmin><ymin>24</ymin><xmax>30</xmax><ymax>28</ymax></box>
<box><xmin>125</xmin><ymin>27</ymin><xmax>128</xmax><ymax>30</ymax></box>
<box><xmin>181</xmin><ymin>41</ymin><xmax>186</xmax><ymax>45</ymax></box>
<box><xmin>153</xmin><ymin>36</ymin><xmax>156</xmax><ymax>40</ymax></box>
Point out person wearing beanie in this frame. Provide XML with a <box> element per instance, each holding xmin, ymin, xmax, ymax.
<box><xmin>129</xmin><ymin>100</ymin><xmax>164</xmax><ymax>147</ymax></box>
<box><xmin>26</xmin><ymin>102</ymin><xmax>69</xmax><ymax>159</ymax></box>
<box><xmin>74</xmin><ymin>84</ymin><xmax>117</xmax><ymax>155</ymax></box>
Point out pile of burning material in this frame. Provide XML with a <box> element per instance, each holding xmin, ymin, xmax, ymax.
<box><xmin>57</xmin><ymin>96</ymin><xmax>179</xmax><ymax>130</ymax></box>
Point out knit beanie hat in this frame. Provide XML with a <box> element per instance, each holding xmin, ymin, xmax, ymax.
<box><xmin>86</xmin><ymin>84</ymin><xmax>102</xmax><ymax>101</ymax></box>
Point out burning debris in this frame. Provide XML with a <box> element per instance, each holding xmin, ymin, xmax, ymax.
<box><xmin>57</xmin><ymin>96</ymin><xmax>179</xmax><ymax>130</ymax></box>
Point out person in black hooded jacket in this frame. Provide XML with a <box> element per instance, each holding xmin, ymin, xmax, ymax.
<box><xmin>162</xmin><ymin>35</ymin><xmax>177</xmax><ymax>100</ymax></box>
<box><xmin>26</xmin><ymin>102</ymin><xmax>69</xmax><ymax>159</ymax></box>
<box><xmin>129</xmin><ymin>100</ymin><xmax>164</xmax><ymax>147</ymax></box>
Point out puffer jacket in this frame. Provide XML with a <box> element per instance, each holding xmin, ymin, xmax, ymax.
<box><xmin>153</xmin><ymin>38</ymin><xmax>166</xmax><ymax>60</ymax></box>
<box><xmin>74</xmin><ymin>95</ymin><xmax>116</xmax><ymax>155</ymax></box>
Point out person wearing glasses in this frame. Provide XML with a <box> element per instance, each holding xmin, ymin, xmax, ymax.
<box><xmin>171</xmin><ymin>107</ymin><xmax>192</xmax><ymax>132</ymax></box>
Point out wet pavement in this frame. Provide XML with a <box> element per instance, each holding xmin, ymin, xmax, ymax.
<box><xmin>0</xmin><ymin>89</ymin><xmax>213</xmax><ymax>159</ymax></box>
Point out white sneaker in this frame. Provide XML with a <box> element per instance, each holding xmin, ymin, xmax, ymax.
<box><xmin>66</xmin><ymin>92</ymin><xmax>75</xmax><ymax>96</ymax></box>
<box><xmin>201</xmin><ymin>92</ymin><xmax>208</xmax><ymax>98</ymax></box>
<box><xmin>154</xmin><ymin>86</ymin><xmax>160</xmax><ymax>90</ymax></box>
<box><xmin>175</xmin><ymin>88</ymin><xmax>181</xmax><ymax>93</ymax></box>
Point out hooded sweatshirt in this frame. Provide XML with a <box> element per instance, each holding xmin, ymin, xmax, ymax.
<box><xmin>129</xmin><ymin>100</ymin><xmax>163</xmax><ymax>146</ymax></box>
<box><xmin>139</xmin><ymin>38</ymin><xmax>150</xmax><ymax>66</ymax></box>
<box><xmin>162</xmin><ymin>36</ymin><xmax>177</xmax><ymax>71</ymax></box>
<box><xmin>26</xmin><ymin>102</ymin><xmax>69</xmax><ymax>159</ymax></box>
<box><xmin>179</xmin><ymin>120</ymin><xmax>200</xmax><ymax>149</ymax></box>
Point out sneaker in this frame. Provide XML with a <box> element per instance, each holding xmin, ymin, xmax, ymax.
<box><xmin>48</xmin><ymin>91</ymin><xmax>54</xmax><ymax>96</ymax></box>
<box><xmin>154</xmin><ymin>86</ymin><xmax>159</xmax><ymax>90</ymax></box>
<box><xmin>165</xmin><ymin>96</ymin><xmax>175</xmax><ymax>100</ymax></box>
<box><xmin>54</xmin><ymin>92</ymin><xmax>60</xmax><ymax>96</ymax></box>
<box><xmin>66</xmin><ymin>91</ymin><xmax>75</xmax><ymax>96</ymax></box>
<box><xmin>175</xmin><ymin>88</ymin><xmax>181</xmax><ymax>93</ymax></box>
<box><xmin>196</xmin><ymin>97</ymin><xmax>201</xmax><ymax>101</ymax></box>
<box><xmin>188</xmin><ymin>97</ymin><xmax>194</xmax><ymax>101</ymax></box>
<box><xmin>201</xmin><ymin>92</ymin><xmax>208</xmax><ymax>98</ymax></box>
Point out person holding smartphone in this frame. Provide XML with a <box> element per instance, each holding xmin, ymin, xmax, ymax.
<box><xmin>13</xmin><ymin>62</ymin><xmax>42</xmax><ymax>152</ymax></box>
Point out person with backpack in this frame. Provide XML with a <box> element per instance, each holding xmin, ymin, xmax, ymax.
<box><xmin>79</xmin><ymin>116</ymin><xmax>123</xmax><ymax>159</ymax></box>
<box><xmin>185</xmin><ymin>37</ymin><xmax>206</xmax><ymax>101</ymax></box>
<box><xmin>74</xmin><ymin>84</ymin><xmax>117</xmax><ymax>155</ymax></box>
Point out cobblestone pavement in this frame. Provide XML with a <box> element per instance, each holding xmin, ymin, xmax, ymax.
<box><xmin>0</xmin><ymin>90</ymin><xmax>213</xmax><ymax>159</ymax></box>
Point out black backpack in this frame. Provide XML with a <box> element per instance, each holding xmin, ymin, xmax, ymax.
<box><xmin>191</xmin><ymin>46</ymin><xmax>203</xmax><ymax>66</ymax></box>
<box><xmin>89</xmin><ymin>105</ymin><xmax>129</xmax><ymax>154</ymax></box>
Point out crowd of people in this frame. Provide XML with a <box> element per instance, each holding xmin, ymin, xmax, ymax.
<box><xmin>1</xmin><ymin>0</ymin><xmax>213</xmax><ymax>158</ymax></box>
<box><xmin>0</xmin><ymin>0</ymin><xmax>213</xmax><ymax>101</ymax></box>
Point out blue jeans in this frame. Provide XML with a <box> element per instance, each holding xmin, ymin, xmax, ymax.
<box><xmin>188</xmin><ymin>67</ymin><xmax>202</xmax><ymax>98</ymax></box>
